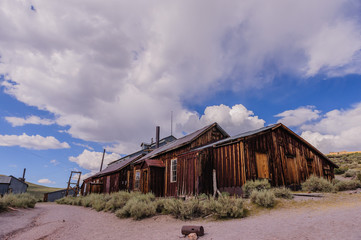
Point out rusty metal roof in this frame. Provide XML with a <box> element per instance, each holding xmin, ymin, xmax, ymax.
<box><xmin>90</xmin><ymin>154</ymin><xmax>144</xmax><ymax>178</ymax></box>
<box><xmin>0</xmin><ymin>176</ymin><xmax>11</xmax><ymax>184</ymax></box>
<box><xmin>135</xmin><ymin>122</ymin><xmax>229</xmax><ymax>163</ymax></box>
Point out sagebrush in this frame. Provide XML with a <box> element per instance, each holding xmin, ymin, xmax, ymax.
<box><xmin>56</xmin><ymin>191</ymin><xmax>245</xmax><ymax>220</ymax></box>
<box><xmin>301</xmin><ymin>175</ymin><xmax>334</xmax><ymax>192</ymax></box>
<box><xmin>250</xmin><ymin>190</ymin><xmax>276</xmax><ymax>208</ymax></box>
<box><xmin>242</xmin><ymin>179</ymin><xmax>271</xmax><ymax>198</ymax></box>
<box><xmin>334</xmin><ymin>180</ymin><xmax>361</xmax><ymax>191</ymax></box>
<box><xmin>272</xmin><ymin>187</ymin><xmax>293</xmax><ymax>199</ymax></box>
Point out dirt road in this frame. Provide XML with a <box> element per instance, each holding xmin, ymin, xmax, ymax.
<box><xmin>1</xmin><ymin>195</ymin><xmax>361</xmax><ymax>240</ymax></box>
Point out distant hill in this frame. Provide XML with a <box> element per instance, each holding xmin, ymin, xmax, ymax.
<box><xmin>26</xmin><ymin>182</ymin><xmax>63</xmax><ymax>201</ymax></box>
<box><xmin>327</xmin><ymin>152</ymin><xmax>361</xmax><ymax>174</ymax></box>
<box><xmin>1</xmin><ymin>174</ymin><xmax>63</xmax><ymax>200</ymax></box>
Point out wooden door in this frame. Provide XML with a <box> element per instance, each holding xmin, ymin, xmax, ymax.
<box><xmin>286</xmin><ymin>157</ymin><xmax>298</xmax><ymax>184</ymax></box>
<box><xmin>255</xmin><ymin>153</ymin><xmax>269</xmax><ymax>179</ymax></box>
<box><xmin>142</xmin><ymin>170</ymin><xmax>148</xmax><ymax>193</ymax></box>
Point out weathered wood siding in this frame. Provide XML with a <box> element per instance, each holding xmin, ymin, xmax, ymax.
<box><xmin>133</xmin><ymin>125</ymin><xmax>227</xmax><ymax>197</ymax></box>
<box><xmin>162</xmin><ymin>125</ymin><xmax>226</xmax><ymax>196</ymax></box>
<box><xmin>148</xmin><ymin>167</ymin><xmax>164</xmax><ymax>197</ymax></box>
<box><xmin>213</xmin><ymin>141</ymin><xmax>246</xmax><ymax>195</ymax></box>
<box><xmin>82</xmin><ymin>166</ymin><xmax>132</xmax><ymax>195</ymax></box>
<box><xmin>176</xmin><ymin>150</ymin><xmax>213</xmax><ymax>196</ymax></box>
<box><xmin>213</xmin><ymin>127</ymin><xmax>335</xmax><ymax>193</ymax></box>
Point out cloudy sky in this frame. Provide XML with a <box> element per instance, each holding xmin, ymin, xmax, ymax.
<box><xmin>1</xmin><ymin>0</ymin><xmax>361</xmax><ymax>187</ymax></box>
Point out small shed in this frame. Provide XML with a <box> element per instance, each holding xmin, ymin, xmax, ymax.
<box><xmin>43</xmin><ymin>189</ymin><xmax>75</xmax><ymax>202</ymax></box>
<box><xmin>0</xmin><ymin>175</ymin><xmax>28</xmax><ymax>196</ymax></box>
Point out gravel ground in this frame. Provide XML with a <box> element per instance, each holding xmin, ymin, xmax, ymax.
<box><xmin>1</xmin><ymin>193</ymin><xmax>361</xmax><ymax>240</ymax></box>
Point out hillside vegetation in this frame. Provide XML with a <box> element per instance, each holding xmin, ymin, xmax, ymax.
<box><xmin>327</xmin><ymin>152</ymin><xmax>361</xmax><ymax>176</ymax></box>
<box><xmin>26</xmin><ymin>182</ymin><xmax>63</xmax><ymax>201</ymax></box>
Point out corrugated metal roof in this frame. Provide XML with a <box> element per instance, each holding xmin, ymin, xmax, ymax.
<box><xmin>0</xmin><ymin>176</ymin><xmax>11</xmax><ymax>184</ymax></box>
<box><xmin>135</xmin><ymin>122</ymin><xmax>229</xmax><ymax>163</ymax></box>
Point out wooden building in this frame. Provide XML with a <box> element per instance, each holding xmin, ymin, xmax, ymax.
<box><xmin>82</xmin><ymin>122</ymin><xmax>337</xmax><ymax>197</ymax></box>
<box><xmin>81</xmin><ymin>135</ymin><xmax>176</xmax><ymax>195</ymax></box>
<box><xmin>187</xmin><ymin>123</ymin><xmax>338</xmax><ymax>194</ymax></box>
<box><xmin>81</xmin><ymin>154</ymin><xmax>143</xmax><ymax>195</ymax></box>
<box><xmin>131</xmin><ymin>123</ymin><xmax>229</xmax><ymax>196</ymax></box>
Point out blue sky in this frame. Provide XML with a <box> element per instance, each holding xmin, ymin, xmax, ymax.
<box><xmin>1</xmin><ymin>0</ymin><xmax>361</xmax><ymax>187</ymax></box>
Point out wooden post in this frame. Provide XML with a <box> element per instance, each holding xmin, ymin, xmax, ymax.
<box><xmin>213</xmin><ymin>169</ymin><xmax>217</xmax><ymax>197</ymax></box>
<box><xmin>213</xmin><ymin>169</ymin><xmax>222</xmax><ymax>197</ymax></box>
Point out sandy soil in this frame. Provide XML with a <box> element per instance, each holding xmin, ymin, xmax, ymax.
<box><xmin>1</xmin><ymin>193</ymin><xmax>361</xmax><ymax>240</ymax></box>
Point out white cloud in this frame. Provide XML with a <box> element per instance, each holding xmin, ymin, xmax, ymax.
<box><xmin>0</xmin><ymin>133</ymin><xmax>70</xmax><ymax>150</ymax></box>
<box><xmin>5</xmin><ymin>115</ymin><xmax>55</xmax><ymax>127</ymax></box>
<box><xmin>38</xmin><ymin>178</ymin><xmax>55</xmax><ymax>184</ymax></box>
<box><xmin>69</xmin><ymin>150</ymin><xmax>120</xmax><ymax>172</ymax></box>
<box><xmin>0</xmin><ymin>0</ymin><xmax>360</xmax><ymax>154</ymax></box>
<box><xmin>275</xmin><ymin>106</ymin><xmax>320</xmax><ymax>127</ymax></box>
<box><xmin>72</xmin><ymin>142</ymin><xmax>94</xmax><ymax>151</ymax></box>
<box><xmin>276</xmin><ymin>103</ymin><xmax>361</xmax><ymax>154</ymax></box>
<box><xmin>50</xmin><ymin>159</ymin><xmax>59</xmax><ymax>165</ymax></box>
<box><xmin>179</xmin><ymin>104</ymin><xmax>265</xmax><ymax>136</ymax></box>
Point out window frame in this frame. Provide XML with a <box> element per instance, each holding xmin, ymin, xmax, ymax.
<box><xmin>134</xmin><ymin>170</ymin><xmax>141</xmax><ymax>189</ymax></box>
<box><xmin>170</xmin><ymin>158</ymin><xmax>177</xmax><ymax>183</ymax></box>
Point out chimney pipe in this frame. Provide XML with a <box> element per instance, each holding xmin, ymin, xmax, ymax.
<box><xmin>21</xmin><ymin>168</ymin><xmax>26</xmax><ymax>182</ymax></box>
<box><xmin>156</xmin><ymin>126</ymin><xmax>160</xmax><ymax>148</ymax></box>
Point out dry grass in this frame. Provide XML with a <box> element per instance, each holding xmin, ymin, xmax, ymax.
<box><xmin>0</xmin><ymin>193</ymin><xmax>37</xmax><ymax>211</ymax></box>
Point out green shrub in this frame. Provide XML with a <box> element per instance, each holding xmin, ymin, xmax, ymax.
<box><xmin>301</xmin><ymin>175</ymin><xmax>334</xmax><ymax>192</ymax></box>
<box><xmin>242</xmin><ymin>179</ymin><xmax>271</xmax><ymax>198</ymax></box>
<box><xmin>334</xmin><ymin>180</ymin><xmax>361</xmax><ymax>191</ymax></box>
<box><xmin>250</xmin><ymin>190</ymin><xmax>276</xmax><ymax>208</ymax></box>
<box><xmin>272</xmin><ymin>187</ymin><xmax>293</xmax><ymax>199</ymax></box>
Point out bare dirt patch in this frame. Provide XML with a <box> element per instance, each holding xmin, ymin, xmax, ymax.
<box><xmin>1</xmin><ymin>193</ymin><xmax>361</xmax><ymax>240</ymax></box>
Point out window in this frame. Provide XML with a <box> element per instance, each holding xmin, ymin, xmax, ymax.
<box><xmin>170</xmin><ymin>159</ymin><xmax>177</xmax><ymax>182</ymax></box>
<box><xmin>134</xmin><ymin>170</ymin><xmax>141</xmax><ymax>189</ymax></box>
